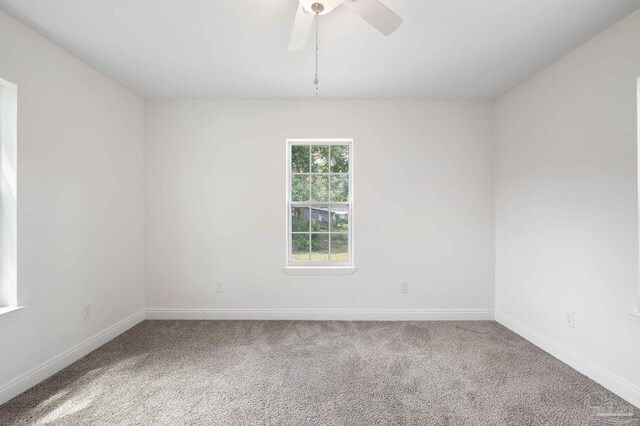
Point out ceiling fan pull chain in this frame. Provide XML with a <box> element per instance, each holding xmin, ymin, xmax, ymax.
<box><xmin>314</xmin><ymin>9</ymin><xmax>319</xmax><ymax>98</ymax></box>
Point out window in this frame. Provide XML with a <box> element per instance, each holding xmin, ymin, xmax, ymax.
<box><xmin>286</xmin><ymin>139</ymin><xmax>355</xmax><ymax>273</ymax></box>
<box><xmin>0</xmin><ymin>78</ymin><xmax>18</xmax><ymax>316</ymax></box>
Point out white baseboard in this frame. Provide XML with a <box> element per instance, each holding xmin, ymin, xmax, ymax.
<box><xmin>146</xmin><ymin>308</ymin><xmax>495</xmax><ymax>321</ymax></box>
<box><xmin>495</xmin><ymin>311</ymin><xmax>640</xmax><ymax>409</ymax></box>
<box><xmin>0</xmin><ymin>310</ymin><xmax>145</xmax><ymax>406</ymax></box>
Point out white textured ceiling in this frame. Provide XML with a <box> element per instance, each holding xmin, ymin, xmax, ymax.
<box><xmin>1</xmin><ymin>0</ymin><xmax>639</xmax><ymax>100</ymax></box>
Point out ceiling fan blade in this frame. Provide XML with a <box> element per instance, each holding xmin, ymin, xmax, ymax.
<box><xmin>287</xmin><ymin>3</ymin><xmax>315</xmax><ymax>51</ymax></box>
<box><xmin>343</xmin><ymin>0</ymin><xmax>402</xmax><ymax>36</ymax></box>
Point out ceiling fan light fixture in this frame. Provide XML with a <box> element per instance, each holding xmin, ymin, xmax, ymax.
<box><xmin>311</xmin><ymin>3</ymin><xmax>325</xmax><ymax>15</ymax></box>
<box><xmin>301</xmin><ymin>0</ymin><xmax>341</xmax><ymax>15</ymax></box>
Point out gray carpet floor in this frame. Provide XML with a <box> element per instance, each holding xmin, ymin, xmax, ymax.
<box><xmin>0</xmin><ymin>320</ymin><xmax>638</xmax><ymax>425</ymax></box>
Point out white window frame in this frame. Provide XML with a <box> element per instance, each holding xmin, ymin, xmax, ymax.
<box><xmin>285</xmin><ymin>138</ymin><xmax>356</xmax><ymax>275</ymax></box>
<box><xmin>0</xmin><ymin>77</ymin><xmax>22</xmax><ymax>320</ymax></box>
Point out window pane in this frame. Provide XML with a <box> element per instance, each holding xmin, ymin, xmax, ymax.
<box><xmin>311</xmin><ymin>234</ymin><xmax>329</xmax><ymax>261</ymax></box>
<box><xmin>310</xmin><ymin>206</ymin><xmax>329</xmax><ymax>232</ymax></box>
<box><xmin>291</xmin><ymin>145</ymin><xmax>310</xmax><ymax>173</ymax></box>
<box><xmin>311</xmin><ymin>175</ymin><xmax>329</xmax><ymax>201</ymax></box>
<box><xmin>330</xmin><ymin>206</ymin><xmax>349</xmax><ymax>232</ymax></box>
<box><xmin>291</xmin><ymin>207</ymin><xmax>309</xmax><ymax>232</ymax></box>
<box><xmin>292</xmin><ymin>234</ymin><xmax>310</xmax><ymax>262</ymax></box>
<box><xmin>311</xmin><ymin>145</ymin><xmax>329</xmax><ymax>173</ymax></box>
<box><xmin>330</xmin><ymin>145</ymin><xmax>349</xmax><ymax>173</ymax></box>
<box><xmin>288</xmin><ymin>141</ymin><xmax>352</xmax><ymax>267</ymax></box>
<box><xmin>291</xmin><ymin>175</ymin><xmax>310</xmax><ymax>201</ymax></box>
<box><xmin>330</xmin><ymin>175</ymin><xmax>349</xmax><ymax>202</ymax></box>
<box><xmin>330</xmin><ymin>234</ymin><xmax>349</xmax><ymax>262</ymax></box>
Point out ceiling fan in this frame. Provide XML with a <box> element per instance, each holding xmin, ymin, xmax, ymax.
<box><xmin>287</xmin><ymin>0</ymin><xmax>403</xmax><ymax>51</ymax></box>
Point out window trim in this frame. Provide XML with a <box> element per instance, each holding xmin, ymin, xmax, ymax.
<box><xmin>0</xmin><ymin>306</ymin><xmax>25</xmax><ymax>323</ymax></box>
<box><xmin>284</xmin><ymin>138</ymin><xmax>355</xmax><ymax>274</ymax></box>
<box><xmin>0</xmin><ymin>77</ymin><xmax>18</xmax><ymax>311</ymax></box>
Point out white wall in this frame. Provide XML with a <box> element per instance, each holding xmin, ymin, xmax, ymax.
<box><xmin>146</xmin><ymin>101</ymin><xmax>495</xmax><ymax>317</ymax></box>
<box><xmin>0</xmin><ymin>9</ymin><xmax>146</xmax><ymax>396</ymax></box>
<box><xmin>495</xmin><ymin>9</ymin><xmax>640</xmax><ymax>404</ymax></box>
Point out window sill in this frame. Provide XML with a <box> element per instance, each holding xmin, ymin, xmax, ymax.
<box><xmin>284</xmin><ymin>266</ymin><xmax>357</xmax><ymax>275</ymax></box>
<box><xmin>0</xmin><ymin>306</ymin><xmax>25</xmax><ymax>323</ymax></box>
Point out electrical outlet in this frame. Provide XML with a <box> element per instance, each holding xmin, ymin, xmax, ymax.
<box><xmin>564</xmin><ymin>311</ymin><xmax>575</xmax><ymax>328</ymax></box>
<box><xmin>216</xmin><ymin>282</ymin><xmax>225</xmax><ymax>293</ymax></box>
<box><xmin>400</xmin><ymin>282</ymin><xmax>409</xmax><ymax>294</ymax></box>
<box><xmin>82</xmin><ymin>303</ymin><xmax>93</xmax><ymax>319</ymax></box>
